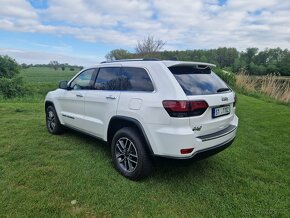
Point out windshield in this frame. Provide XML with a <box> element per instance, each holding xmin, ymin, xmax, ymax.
<box><xmin>168</xmin><ymin>65</ymin><xmax>230</xmax><ymax>95</ymax></box>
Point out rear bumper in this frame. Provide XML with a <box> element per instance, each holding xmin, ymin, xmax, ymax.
<box><xmin>154</xmin><ymin>136</ymin><xmax>236</xmax><ymax>160</ymax></box>
<box><xmin>144</xmin><ymin>115</ymin><xmax>238</xmax><ymax>158</ymax></box>
<box><xmin>180</xmin><ymin>136</ymin><xmax>235</xmax><ymax>160</ymax></box>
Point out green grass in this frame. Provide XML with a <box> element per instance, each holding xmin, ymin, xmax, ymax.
<box><xmin>0</xmin><ymin>95</ymin><xmax>289</xmax><ymax>217</ymax></box>
<box><xmin>20</xmin><ymin>67</ymin><xmax>78</xmax><ymax>83</ymax></box>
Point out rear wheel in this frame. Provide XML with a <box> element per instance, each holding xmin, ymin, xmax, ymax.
<box><xmin>46</xmin><ymin>105</ymin><xmax>63</xmax><ymax>134</ymax></box>
<box><xmin>111</xmin><ymin>127</ymin><xmax>152</xmax><ymax>180</ymax></box>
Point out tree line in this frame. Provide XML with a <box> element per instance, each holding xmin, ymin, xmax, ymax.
<box><xmin>106</xmin><ymin>37</ymin><xmax>290</xmax><ymax>76</ymax></box>
<box><xmin>21</xmin><ymin>61</ymin><xmax>83</xmax><ymax>71</ymax></box>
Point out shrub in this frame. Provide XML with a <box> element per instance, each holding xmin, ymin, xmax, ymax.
<box><xmin>214</xmin><ymin>68</ymin><xmax>236</xmax><ymax>87</ymax></box>
<box><xmin>0</xmin><ymin>76</ymin><xmax>29</xmax><ymax>98</ymax></box>
<box><xmin>0</xmin><ymin>55</ymin><xmax>20</xmax><ymax>78</ymax></box>
<box><xmin>70</xmin><ymin>67</ymin><xmax>75</xmax><ymax>71</ymax></box>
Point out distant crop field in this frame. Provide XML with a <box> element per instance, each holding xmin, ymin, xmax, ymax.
<box><xmin>279</xmin><ymin>76</ymin><xmax>290</xmax><ymax>80</ymax></box>
<box><xmin>20</xmin><ymin>67</ymin><xmax>79</xmax><ymax>83</ymax></box>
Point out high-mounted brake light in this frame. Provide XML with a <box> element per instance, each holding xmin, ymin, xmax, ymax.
<box><xmin>162</xmin><ymin>100</ymin><xmax>208</xmax><ymax>117</ymax></box>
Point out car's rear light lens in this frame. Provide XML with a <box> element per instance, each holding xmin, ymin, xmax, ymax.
<box><xmin>162</xmin><ymin>100</ymin><xmax>208</xmax><ymax>117</ymax></box>
<box><xmin>180</xmin><ymin>148</ymin><xmax>194</xmax><ymax>154</ymax></box>
<box><xmin>233</xmin><ymin>95</ymin><xmax>237</xmax><ymax>107</ymax></box>
<box><xmin>189</xmin><ymin>101</ymin><xmax>209</xmax><ymax>116</ymax></box>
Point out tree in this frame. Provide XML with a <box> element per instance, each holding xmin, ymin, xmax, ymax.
<box><xmin>0</xmin><ymin>55</ymin><xmax>27</xmax><ymax>98</ymax></box>
<box><xmin>105</xmin><ymin>49</ymin><xmax>133</xmax><ymax>61</ymax></box>
<box><xmin>104</xmin><ymin>47</ymin><xmax>290</xmax><ymax>75</ymax></box>
<box><xmin>21</xmin><ymin>63</ymin><xmax>30</xmax><ymax>69</ymax></box>
<box><xmin>278</xmin><ymin>53</ymin><xmax>290</xmax><ymax>76</ymax></box>
<box><xmin>242</xmin><ymin>48</ymin><xmax>259</xmax><ymax>65</ymax></box>
<box><xmin>49</xmin><ymin>60</ymin><xmax>59</xmax><ymax>70</ymax></box>
<box><xmin>200</xmin><ymin>55</ymin><xmax>208</xmax><ymax>62</ymax></box>
<box><xmin>135</xmin><ymin>35</ymin><xmax>166</xmax><ymax>54</ymax></box>
<box><xmin>0</xmin><ymin>55</ymin><xmax>20</xmax><ymax>78</ymax></box>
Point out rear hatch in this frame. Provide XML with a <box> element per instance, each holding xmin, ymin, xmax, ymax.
<box><xmin>168</xmin><ymin>64</ymin><xmax>235</xmax><ymax>136</ymax></box>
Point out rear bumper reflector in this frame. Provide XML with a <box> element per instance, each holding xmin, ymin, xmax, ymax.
<box><xmin>180</xmin><ymin>148</ymin><xmax>194</xmax><ymax>154</ymax></box>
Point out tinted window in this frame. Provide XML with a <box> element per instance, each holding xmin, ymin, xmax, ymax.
<box><xmin>94</xmin><ymin>67</ymin><xmax>121</xmax><ymax>90</ymax></box>
<box><xmin>169</xmin><ymin>66</ymin><xmax>230</xmax><ymax>95</ymax></box>
<box><xmin>70</xmin><ymin>68</ymin><xmax>95</xmax><ymax>90</ymax></box>
<box><xmin>120</xmin><ymin>67</ymin><xmax>154</xmax><ymax>91</ymax></box>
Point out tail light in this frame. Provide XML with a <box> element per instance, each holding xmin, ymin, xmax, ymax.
<box><xmin>233</xmin><ymin>95</ymin><xmax>237</xmax><ymax>107</ymax></box>
<box><xmin>162</xmin><ymin>100</ymin><xmax>208</xmax><ymax>117</ymax></box>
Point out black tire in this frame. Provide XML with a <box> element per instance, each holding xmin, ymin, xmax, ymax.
<box><xmin>111</xmin><ymin>127</ymin><xmax>152</xmax><ymax>180</ymax></box>
<box><xmin>46</xmin><ymin>105</ymin><xmax>63</xmax><ymax>134</ymax></box>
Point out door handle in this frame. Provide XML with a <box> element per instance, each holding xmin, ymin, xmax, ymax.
<box><xmin>76</xmin><ymin>94</ymin><xmax>83</xmax><ymax>97</ymax></box>
<box><xmin>106</xmin><ymin>95</ymin><xmax>116</xmax><ymax>100</ymax></box>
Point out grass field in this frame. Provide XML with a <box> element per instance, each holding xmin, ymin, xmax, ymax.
<box><xmin>0</xmin><ymin>95</ymin><xmax>289</xmax><ymax>217</ymax></box>
<box><xmin>20</xmin><ymin>67</ymin><xmax>79</xmax><ymax>83</ymax></box>
<box><xmin>17</xmin><ymin>67</ymin><xmax>80</xmax><ymax>101</ymax></box>
<box><xmin>0</xmin><ymin>67</ymin><xmax>289</xmax><ymax>216</ymax></box>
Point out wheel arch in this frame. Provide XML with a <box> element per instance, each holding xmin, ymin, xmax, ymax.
<box><xmin>107</xmin><ymin>116</ymin><xmax>154</xmax><ymax>155</ymax></box>
<box><xmin>44</xmin><ymin>100</ymin><xmax>65</xmax><ymax>125</ymax></box>
<box><xmin>45</xmin><ymin>101</ymin><xmax>54</xmax><ymax>112</ymax></box>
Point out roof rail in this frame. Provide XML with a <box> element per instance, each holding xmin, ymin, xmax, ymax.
<box><xmin>100</xmin><ymin>58</ymin><xmax>160</xmax><ymax>64</ymax></box>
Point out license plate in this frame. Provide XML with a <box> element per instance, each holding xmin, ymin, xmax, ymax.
<box><xmin>212</xmin><ymin>105</ymin><xmax>230</xmax><ymax>118</ymax></box>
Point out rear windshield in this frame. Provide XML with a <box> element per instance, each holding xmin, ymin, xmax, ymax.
<box><xmin>168</xmin><ymin>65</ymin><xmax>230</xmax><ymax>95</ymax></box>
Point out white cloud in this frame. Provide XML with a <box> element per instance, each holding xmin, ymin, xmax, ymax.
<box><xmin>0</xmin><ymin>0</ymin><xmax>37</xmax><ymax>19</ymax></box>
<box><xmin>0</xmin><ymin>0</ymin><xmax>289</xmax><ymax>53</ymax></box>
<box><xmin>44</xmin><ymin>0</ymin><xmax>116</xmax><ymax>27</ymax></box>
<box><xmin>0</xmin><ymin>48</ymin><xmax>98</xmax><ymax>66</ymax></box>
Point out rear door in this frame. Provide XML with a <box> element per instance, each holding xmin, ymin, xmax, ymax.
<box><xmin>84</xmin><ymin>67</ymin><xmax>121</xmax><ymax>139</ymax></box>
<box><xmin>168</xmin><ymin>65</ymin><xmax>235</xmax><ymax>136</ymax></box>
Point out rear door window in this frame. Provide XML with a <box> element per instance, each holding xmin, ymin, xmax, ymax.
<box><xmin>120</xmin><ymin>67</ymin><xmax>154</xmax><ymax>92</ymax></box>
<box><xmin>94</xmin><ymin>67</ymin><xmax>121</xmax><ymax>90</ymax></box>
<box><xmin>168</xmin><ymin>65</ymin><xmax>230</xmax><ymax>95</ymax></box>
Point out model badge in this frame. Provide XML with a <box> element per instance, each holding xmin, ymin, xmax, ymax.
<box><xmin>222</xmin><ymin>97</ymin><xmax>228</xmax><ymax>101</ymax></box>
<box><xmin>192</xmin><ymin>126</ymin><xmax>202</xmax><ymax>131</ymax></box>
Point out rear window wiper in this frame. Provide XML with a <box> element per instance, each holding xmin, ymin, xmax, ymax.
<box><xmin>217</xmin><ymin>88</ymin><xmax>230</xmax><ymax>93</ymax></box>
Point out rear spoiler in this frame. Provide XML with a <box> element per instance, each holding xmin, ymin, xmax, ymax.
<box><xmin>163</xmin><ymin>61</ymin><xmax>216</xmax><ymax>68</ymax></box>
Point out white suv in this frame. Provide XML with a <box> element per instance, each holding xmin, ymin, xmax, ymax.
<box><xmin>45</xmin><ymin>59</ymin><xmax>238</xmax><ymax>180</ymax></box>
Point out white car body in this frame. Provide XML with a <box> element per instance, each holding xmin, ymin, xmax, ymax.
<box><xmin>45</xmin><ymin>60</ymin><xmax>238</xmax><ymax>159</ymax></box>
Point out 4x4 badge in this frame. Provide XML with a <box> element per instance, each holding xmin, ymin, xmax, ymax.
<box><xmin>192</xmin><ymin>126</ymin><xmax>202</xmax><ymax>131</ymax></box>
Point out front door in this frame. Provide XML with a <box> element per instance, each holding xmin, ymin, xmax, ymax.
<box><xmin>57</xmin><ymin>68</ymin><xmax>95</xmax><ymax>131</ymax></box>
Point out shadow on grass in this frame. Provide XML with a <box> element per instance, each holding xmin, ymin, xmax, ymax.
<box><xmin>151</xmin><ymin>157</ymin><xmax>219</xmax><ymax>182</ymax></box>
<box><xmin>63</xmin><ymin>127</ymin><xmax>111</xmax><ymax>156</ymax></box>
<box><xmin>62</xmin><ymin>127</ymin><xmax>221</xmax><ymax>182</ymax></box>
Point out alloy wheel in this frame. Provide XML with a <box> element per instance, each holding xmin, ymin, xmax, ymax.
<box><xmin>115</xmin><ymin>137</ymin><xmax>138</xmax><ymax>172</ymax></box>
<box><xmin>47</xmin><ymin>110</ymin><xmax>56</xmax><ymax>132</ymax></box>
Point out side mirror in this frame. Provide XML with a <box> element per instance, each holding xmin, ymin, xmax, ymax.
<box><xmin>59</xmin><ymin>80</ymin><xmax>68</xmax><ymax>89</ymax></box>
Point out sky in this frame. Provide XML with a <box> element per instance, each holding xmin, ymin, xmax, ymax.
<box><xmin>0</xmin><ymin>0</ymin><xmax>289</xmax><ymax>67</ymax></box>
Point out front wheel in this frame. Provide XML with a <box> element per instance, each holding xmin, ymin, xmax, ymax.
<box><xmin>46</xmin><ymin>105</ymin><xmax>63</xmax><ymax>134</ymax></box>
<box><xmin>111</xmin><ymin>127</ymin><xmax>152</xmax><ymax>180</ymax></box>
